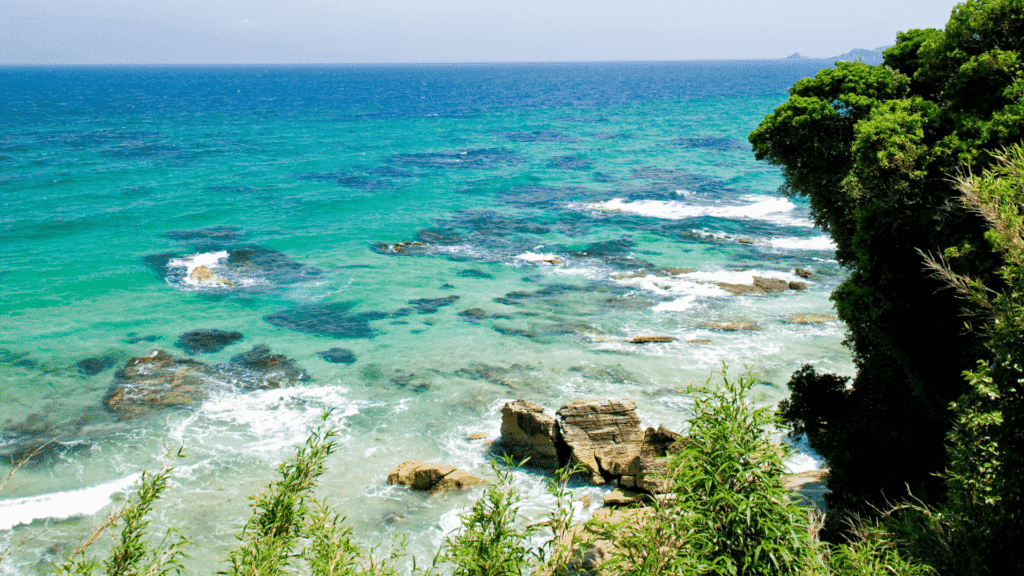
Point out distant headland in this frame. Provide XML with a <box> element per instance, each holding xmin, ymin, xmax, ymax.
<box><xmin>783</xmin><ymin>46</ymin><xmax>891</xmax><ymax>65</ymax></box>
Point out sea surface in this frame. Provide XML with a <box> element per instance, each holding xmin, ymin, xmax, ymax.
<box><xmin>0</xmin><ymin>62</ymin><xmax>851</xmax><ymax>573</ymax></box>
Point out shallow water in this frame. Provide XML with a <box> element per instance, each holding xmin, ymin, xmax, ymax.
<box><xmin>1</xmin><ymin>62</ymin><xmax>847</xmax><ymax>573</ymax></box>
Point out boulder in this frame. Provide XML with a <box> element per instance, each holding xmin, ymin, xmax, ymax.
<box><xmin>386</xmin><ymin>460</ymin><xmax>487</xmax><ymax>492</ymax></box>
<box><xmin>556</xmin><ymin>399</ymin><xmax>644</xmax><ymax>485</ymax></box>
<box><xmin>190</xmin><ymin>265</ymin><xmax>235</xmax><ymax>286</ymax></box>
<box><xmin>794</xmin><ymin>268</ymin><xmax>815</xmax><ymax>279</ymax></box>
<box><xmin>788</xmin><ymin>281</ymin><xmax>808</xmax><ymax>291</ymax></box>
<box><xmin>752</xmin><ymin>276</ymin><xmax>789</xmax><ymax>293</ymax></box>
<box><xmin>603</xmin><ymin>487</ymin><xmax>645</xmax><ymax>507</ymax></box>
<box><xmin>628</xmin><ymin>336</ymin><xmax>676</xmax><ymax>344</ymax></box>
<box><xmin>499</xmin><ymin>400</ymin><xmax>563</xmax><ymax>469</ymax></box>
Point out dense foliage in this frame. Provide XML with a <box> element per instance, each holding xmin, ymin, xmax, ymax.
<box><xmin>749</xmin><ymin>0</ymin><xmax>1024</xmax><ymax>521</ymax></box>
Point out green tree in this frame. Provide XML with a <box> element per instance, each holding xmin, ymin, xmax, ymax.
<box><xmin>750</xmin><ymin>0</ymin><xmax>1024</xmax><ymax>525</ymax></box>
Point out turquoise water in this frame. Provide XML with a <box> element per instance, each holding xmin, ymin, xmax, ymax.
<box><xmin>1</xmin><ymin>62</ymin><xmax>850</xmax><ymax>572</ymax></box>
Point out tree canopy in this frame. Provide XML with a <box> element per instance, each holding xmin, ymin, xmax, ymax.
<box><xmin>750</xmin><ymin>0</ymin><xmax>1024</xmax><ymax>527</ymax></box>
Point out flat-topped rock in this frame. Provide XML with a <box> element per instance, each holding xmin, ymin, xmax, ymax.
<box><xmin>753</xmin><ymin>276</ymin><xmax>789</xmax><ymax>293</ymax></box>
<box><xmin>786</xmin><ymin>313</ymin><xmax>838</xmax><ymax>324</ymax></box>
<box><xmin>628</xmin><ymin>335</ymin><xmax>676</xmax><ymax>344</ymax></box>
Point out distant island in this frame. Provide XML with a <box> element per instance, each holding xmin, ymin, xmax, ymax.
<box><xmin>784</xmin><ymin>46</ymin><xmax>890</xmax><ymax>65</ymax></box>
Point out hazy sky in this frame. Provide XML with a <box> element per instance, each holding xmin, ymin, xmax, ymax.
<box><xmin>1</xmin><ymin>0</ymin><xmax>960</xmax><ymax>64</ymax></box>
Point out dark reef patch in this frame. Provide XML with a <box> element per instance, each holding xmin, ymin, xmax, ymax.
<box><xmin>415</xmin><ymin>229</ymin><xmax>464</xmax><ymax>245</ymax></box>
<box><xmin>390</xmin><ymin>148</ymin><xmax>520</xmax><ymax>170</ymax></box>
<box><xmin>456</xmin><ymin>269</ymin><xmax>492</xmax><ymax>279</ymax></box>
<box><xmin>264</xmin><ymin>302</ymin><xmax>378</xmax><ymax>339</ymax></box>
<box><xmin>547</xmin><ymin>155</ymin><xmax>594</xmax><ymax>171</ymax></box>
<box><xmin>408</xmin><ymin>296</ymin><xmax>460</xmax><ymax>314</ymax></box>
<box><xmin>318</xmin><ymin>348</ymin><xmax>357</xmax><ymax>364</ymax></box>
<box><xmin>500</xmin><ymin>130</ymin><xmax>578</xmax><ymax>143</ymax></box>
<box><xmin>164</xmin><ymin>226</ymin><xmax>244</xmax><ymax>243</ymax></box>
<box><xmin>672</xmin><ymin>136</ymin><xmax>748</xmax><ymax>151</ymax></box>
<box><xmin>77</xmin><ymin>356</ymin><xmax>118</xmax><ymax>376</ymax></box>
<box><xmin>226</xmin><ymin>246</ymin><xmax>325</xmax><ymax>284</ymax></box>
<box><xmin>126</xmin><ymin>333</ymin><xmax>161</xmax><ymax>344</ymax></box>
<box><xmin>176</xmin><ymin>329</ymin><xmax>244</xmax><ymax>355</ymax></box>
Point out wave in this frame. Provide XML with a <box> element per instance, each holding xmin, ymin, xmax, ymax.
<box><xmin>0</xmin><ymin>473</ymin><xmax>141</xmax><ymax>531</ymax></box>
<box><xmin>583</xmin><ymin>195</ymin><xmax>816</xmax><ymax>228</ymax></box>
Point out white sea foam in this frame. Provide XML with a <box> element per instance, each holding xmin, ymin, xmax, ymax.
<box><xmin>584</xmin><ymin>195</ymin><xmax>801</xmax><ymax>222</ymax></box>
<box><xmin>681</xmin><ymin>269</ymin><xmax>804</xmax><ymax>285</ymax></box>
<box><xmin>652</xmin><ymin>296</ymin><xmax>698</xmax><ymax>312</ymax></box>
<box><xmin>0</xmin><ymin>473</ymin><xmax>141</xmax><ymax>531</ymax></box>
<box><xmin>769</xmin><ymin>236</ymin><xmax>837</xmax><ymax>251</ymax></box>
<box><xmin>784</xmin><ymin>434</ymin><xmax>826</xmax><ymax>473</ymax></box>
<box><xmin>515</xmin><ymin>251</ymin><xmax>561</xmax><ymax>264</ymax></box>
<box><xmin>167</xmin><ymin>250</ymin><xmax>229</xmax><ymax>277</ymax></box>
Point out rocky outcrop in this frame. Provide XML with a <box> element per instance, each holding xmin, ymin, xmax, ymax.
<box><xmin>716</xmin><ymin>282</ymin><xmax>765</xmax><ymax>295</ymax></box>
<box><xmin>794</xmin><ymin>268</ymin><xmax>815</xmax><ymax>279</ymax></box>
<box><xmin>225</xmin><ymin>345</ymin><xmax>310</xmax><ymax>388</ymax></box>
<box><xmin>752</xmin><ymin>276</ymin><xmax>789</xmax><ymax>293</ymax></box>
<box><xmin>387</xmin><ymin>460</ymin><xmax>487</xmax><ymax>492</ymax></box>
<box><xmin>557</xmin><ymin>399</ymin><xmax>645</xmax><ymax>485</ymax></box>
<box><xmin>788</xmin><ymin>281</ymin><xmax>807</xmax><ymax>291</ymax></box>
<box><xmin>500</xmin><ymin>400</ymin><xmax>563</xmax><ymax>469</ymax></box>
<box><xmin>499</xmin><ymin>399</ymin><xmax>684</xmax><ymax>489</ymax></box>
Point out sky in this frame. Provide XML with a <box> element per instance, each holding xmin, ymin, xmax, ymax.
<box><xmin>1</xmin><ymin>0</ymin><xmax>961</xmax><ymax>65</ymax></box>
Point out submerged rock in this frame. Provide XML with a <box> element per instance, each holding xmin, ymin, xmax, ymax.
<box><xmin>77</xmin><ymin>356</ymin><xmax>117</xmax><ymax>376</ymax></box>
<box><xmin>105</xmin><ymin>347</ymin><xmax>309</xmax><ymax>418</ymax></box>
<box><xmin>408</xmin><ymin>296</ymin><xmax>460</xmax><ymax>314</ymax></box>
<box><xmin>387</xmin><ymin>460</ymin><xmax>487</xmax><ymax>492</ymax></box>
<box><xmin>105</xmin><ymin>350</ymin><xmax>213</xmax><ymax>418</ymax></box>
<box><xmin>317</xmin><ymin>348</ymin><xmax>357</xmax><ymax>364</ymax></box>
<box><xmin>176</xmin><ymin>329</ymin><xmax>244</xmax><ymax>355</ymax></box>
<box><xmin>224</xmin><ymin>345</ymin><xmax>309</xmax><ymax>388</ymax></box>
<box><xmin>499</xmin><ymin>400</ymin><xmax>563</xmax><ymax>470</ymax></box>
<box><xmin>264</xmin><ymin>302</ymin><xmax>378</xmax><ymax>339</ymax></box>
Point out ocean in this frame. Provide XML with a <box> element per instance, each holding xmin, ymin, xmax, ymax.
<box><xmin>0</xmin><ymin>61</ymin><xmax>850</xmax><ymax>573</ymax></box>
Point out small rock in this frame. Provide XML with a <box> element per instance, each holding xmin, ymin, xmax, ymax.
<box><xmin>794</xmin><ymin>268</ymin><xmax>815</xmax><ymax>279</ymax></box>
<box><xmin>687</xmin><ymin>338</ymin><xmax>713</xmax><ymax>345</ymax></box>
<box><xmin>661</xmin><ymin>268</ymin><xmax>694</xmax><ymax>275</ymax></box>
<box><xmin>788</xmin><ymin>281</ymin><xmax>808</xmax><ymax>291</ymax></box>
<box><xmin>701</xmin><ymin>321</ymin><xmax>760</xmax><ymax>331</ymax></box>
<box><xmin>190</xmin><ymin>266</ymin><xmax>235</xmax><ymax>286</ymax></box>
<box><xmin>737</xmin><ymin>238</ymin><xmax>755</xmax><ymax>245</ymax></box>
<box><xmin>467</xmin><ymin>432</ymin><xmax>487</xmax><ymax>440</ymax></box>
<box><xmin>786</xmin><ymin>313</ymin><xmax>838</xmax><ymax>324</ymax></box>
<box><xmin>577</xmin><ymin>494</ymin><xmax>592</xmax><ymax>508</ymax></box>
<box><xmin>628</xmin><ymin>336</ymin><xmax>676</xmax><ymax>344</ymax></box>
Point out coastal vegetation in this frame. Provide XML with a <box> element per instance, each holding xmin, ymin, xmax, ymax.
<box><xmin>750</xmin><ymin>0</ymin><xmax>1024</xmax><ymax>571</ymax></box>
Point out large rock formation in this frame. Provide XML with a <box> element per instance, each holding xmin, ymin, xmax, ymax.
<box><xmin>387</xmin><ymin>460</ymin><xmax>487</xmax><ymax>492</ymax></box>
<box><xmin>557</xmin><ymin>399</ymin><xmax>645</xmax><ymax>485</ymax></box>
<box><xmin>498</xmin><ymin>398</ymin><xmax>684</xmax><ymax>490</ymax></box>
<box><xmin>499</xmin><ymin>400</ymin><xmax>563</xmax><ymax>469</ymax></box>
